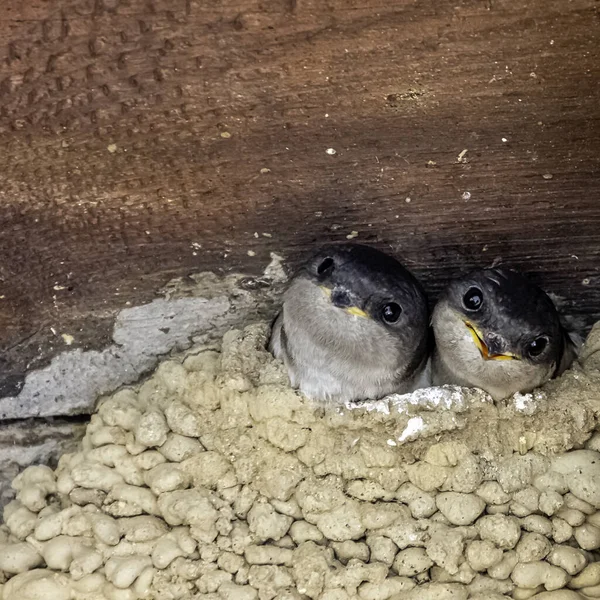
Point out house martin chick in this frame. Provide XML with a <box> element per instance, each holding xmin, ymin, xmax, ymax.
<box><xmin>432</xmin><ymin>267</ymin><xmax>576</xmax><ymax>400</ymax></box>
<box><xmin>269</xmin><ymin>244</ymin><xmax>430</xmax><ymax>404</ymax></box>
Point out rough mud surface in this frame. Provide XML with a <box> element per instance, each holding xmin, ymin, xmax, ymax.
<box><xmin>1</xmin><ymin>321</ymin><xmax>600</xmax><ymax>600</ymax></box>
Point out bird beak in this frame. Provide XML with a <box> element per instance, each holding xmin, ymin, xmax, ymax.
<box><xmin>319</xmin><ymin>286</ymin><xmax>369</xmax><ymax>319</ymax></box>
<box><xmin>464</xmin><ymin>321</ymin><xmax>518</xmax><ymax>361</ymax></box>
<box><xmin>320</xmin><ymin>286</ymin><xmax>332</xmax><ymax>299</ymax></box>
<box><xmin>344</xmin><ymin>306</ymin><xmax>369</xmax><ymax>318</ymax></box>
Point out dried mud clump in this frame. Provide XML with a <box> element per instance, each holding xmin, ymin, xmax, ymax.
<box><xmin>1</xmin><ymin>322</ymin><xmax>600</xmax><ymax>600</ymax></box>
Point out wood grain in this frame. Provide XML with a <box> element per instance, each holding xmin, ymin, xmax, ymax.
<box><xmin>0</xmin><ymin>0</ymin><xmax>599</xmax><ymax>399</ymax></box>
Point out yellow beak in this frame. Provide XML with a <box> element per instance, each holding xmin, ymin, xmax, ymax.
<box><xmin>344</xmin><ymin>306</ymin><xmax>369</xmax><ymax>318</ymax></box>
<box><xmin>465</xmin><ymin>322</ymin><xmax>518</xmax><ymax>361</ymax></box>
<box><xmin>320</xmin><ymin>286</ymin><xmax>332</xmax><ymax>299</ymax></box>
<box><xmin>320</xmin><ymin>286</ymin><xmax>369</xmax><ymax>319</ymax></box>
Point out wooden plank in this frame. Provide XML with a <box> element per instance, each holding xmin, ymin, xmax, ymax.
<box><xmin>0</xmin><ymin>417</ymin><xmax>86</xmax><ymax>506</ymax></box>
<box><xmin>0</xmin><ymin>0</ymin><xmax>599</xmax><ymax>399</ymax></box>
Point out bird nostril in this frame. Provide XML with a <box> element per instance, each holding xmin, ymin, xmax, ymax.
<box><xmin>330</xmin><ymin>289</ymin><xmax>352</xmax><ymax>308</ymax></box>
<box><xmin>484</xmin><ymin>332</ymin><xmax>506</xmax><ymax>356</ymax></box>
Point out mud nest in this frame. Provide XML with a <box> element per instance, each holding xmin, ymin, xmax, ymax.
<box><xmin>1</xmin><ymin>321</ymin><xmax>600</xmax><ymax>600</ymax></box>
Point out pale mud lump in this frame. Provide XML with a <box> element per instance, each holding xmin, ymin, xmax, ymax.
<box><xmin>0</xmin><ymin>321</ymin><xmax>600</xmax><ymax>599</ymax></box>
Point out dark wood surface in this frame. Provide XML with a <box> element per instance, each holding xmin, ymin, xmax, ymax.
<box><xmin>1</xmin><ymin>0</ymin><xmax>599</xmax><ymax>400</ymax></box>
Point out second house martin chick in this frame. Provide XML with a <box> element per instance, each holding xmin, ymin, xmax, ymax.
<box><xmin>432</xmin><ymin>267</ymin><xmax>576</xmax><ymax>401</ymax></box>
<box><xmin>269</xmin><ymin>244</ymin><xmax>430</xmax><ymax>404</ymax></box>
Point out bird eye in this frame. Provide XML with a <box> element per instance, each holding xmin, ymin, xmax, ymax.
<box><xmin>382</xmin><ymin>302</ymin><xmax>402</xmax><ymax>323</ymax></box>
<box><xmin>463</xmin><ymin>287</ymin><xmax>483</xmax><ymax>311</ymax></box>
<box><xmin>526</xmin><ymin>336</ymin><xmax>548</xmax><ymax>357</ymax></box>
<box><xmin>317</xmin><ymin>257</ymin><xmax>335</xmax><ymax>276</ymax></box>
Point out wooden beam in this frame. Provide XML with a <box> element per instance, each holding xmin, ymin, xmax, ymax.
<box><xmin>0</xmin><ymin>0</ymin><xmax>599</xmax><ymax>398</ymax></box>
